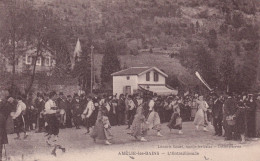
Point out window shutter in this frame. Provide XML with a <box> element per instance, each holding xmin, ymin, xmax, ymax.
<box><xmin>146</xmin><ymin>72</ymin><xmax>150</xmax><ymax>81</ymax></box>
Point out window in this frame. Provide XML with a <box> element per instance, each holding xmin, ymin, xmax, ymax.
<box><xmin>25</xmin><ymin>55</ymin><xmax>32</xmax><ymax>65</ymax></box>
<box><xmin>45</xmin><ymin>56</ymin><xmax>51</xmax><ymax>66</ymax></box>
<box><xmin>154</xmin><ymin>72</ymin><xmax>159</xmax><ymax>82</ymax></box>
<box><xmin>146</xmin><ymin>72</ymin><xmax>150</xmax><ymax>81</ymax></box>
<box><xmin>126</xmin><ymin>76</ymin><xmax>130</xmax><ymax>80</ymax></box>
<box><xmin>36</xmin><ymin>57</ymin><xmax>42</xmax><ymax>66</ymax></box>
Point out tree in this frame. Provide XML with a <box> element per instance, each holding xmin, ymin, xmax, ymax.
<box><xmin>122</xmin><ymin>62</ymin><xmax>128</xmax><ymax>69</ymax></box>
<box><xmin>0</xmin><ymin>0</ymin><xmax>34</xmax><ymax>89</ymax></box>
<box><xmin>239</xmin><ymin>52</ymin><xmax>258</xmax><ymax>92</ymax></box>
<box><xmin>72</xmin><ymin>45</ymin><xmax>91</xmax><ymax>93</ymax></box>
<box><xmin>179</xmin><ymin>43</ymin><xmax>217</xmax><ymax>89</ymax></box>
<box><xmin>219</xmin><ymin>51</ymin><xmax>235</xmax><ymax>92</ymax></box>
<box><xmin>196</xmin><ymin>45</ymin><xmax>217</xmax><ymax>88</ymax></box>
<box><xmin>166</xmin><ymin>75</ymin><xmax>180</xmax><ymax>89</ymax></box>
<box><xmin>24</xmin><ymin>6</ymin><xmax>67</xmax><ymax>96</ymax></box>
<box><xmin>208</xmin><ymin>29</ymin><xmax>218</xmax><ymax>49</ymax></box>
<box><xmin>101</xmin><ymin>40</ymin><xmax>121</xmax><ymax>85</ymax></box>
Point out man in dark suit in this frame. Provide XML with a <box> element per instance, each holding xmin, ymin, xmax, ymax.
<box><xmin>223</xmin><ymin>93</ymin><xmax>237</xmax><ymax>140</ymax></box>
<box><xmin>65</xmin><ymin>95</ymin><xmax>73</xmax><ymax>128</ymax></box>
<box><xmin>116</xmin><ymin>94</ymin><xmax>125</xmax><ymax>125</ymax></box>
<box><xmin>212</xmin><ymin>94</ymin><xmax>224</xmax><ymax>136</ymax></box>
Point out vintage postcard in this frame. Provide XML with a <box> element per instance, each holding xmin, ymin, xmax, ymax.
<box><xmin>0</xmin><ymin>0</ymin><xmax>259</xmax><ymax>161</ymax></box>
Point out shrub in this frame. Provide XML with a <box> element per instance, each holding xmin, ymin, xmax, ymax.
<box><xmin>198</xmin><ymin>10</ymin><xmax>209</xmax><ymax>19</ymax></box>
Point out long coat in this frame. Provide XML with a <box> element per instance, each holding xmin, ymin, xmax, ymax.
<box><xmin>212</xmin><ymin>99</ymin><xmax>223</xmax><ymax>120</ymax></box>
<box><xmin>0</xmin><ymin>101</ymin><xmax>13</xmax><ymax>145</ymax></box>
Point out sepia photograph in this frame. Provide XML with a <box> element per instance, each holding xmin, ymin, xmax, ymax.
<box><xmin>0</xmin><ymin>0</ymin><xmax>260</xmax><ymax>160</ymax></box>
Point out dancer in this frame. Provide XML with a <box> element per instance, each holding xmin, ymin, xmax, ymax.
<box><xmin>167</xmin><ymin>97</ymin><xmax>183</xmax><ymax>134</ymax></box>
<box><xmin>193</xmin><ymin>95</ymin><xmax>209</xmax><ymax>132</ymax></box>
<box><xmin>82</xmin><ymin>96</ymin><xmax>95</xmax><ymax>133</ymax></box>
<box><xmin>126</xmin><ymin>95</ymin><xmax>136</xmax><ymax>129</ymax></box>
<box><xmin>147</xmin><ymin>95</ymin><xmax>163</xmax><ymax>136</ymax></box>
<box><xmin>91</xmin><ymin>99</ymin><xmax>113</xmax><ymax>145</ymax></box>
<box><xmin>128</xmin><ymin>96</ymin><xmax>148</xmax><ymax>141</ymax></box>
<box><xmin>44</xmin><ymin>91</ymin><xmax>65</xmax><ymax>156</ymax></box>
<box><xmin>11</xmin><ymin>96</ymin><xmax>28</xmax><ymax>140</ymax></box>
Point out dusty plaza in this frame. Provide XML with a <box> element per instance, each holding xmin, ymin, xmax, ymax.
<box><xmin>4</xmin><ymin>122</ymin><xmax>260</xmax><ymax>161</ymax></box>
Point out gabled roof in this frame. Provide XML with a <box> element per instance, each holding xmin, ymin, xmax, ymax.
<box><xmin>111</xmin><ymin>67</ymin><xmax>168</xmax><ymax>77</ymax></box>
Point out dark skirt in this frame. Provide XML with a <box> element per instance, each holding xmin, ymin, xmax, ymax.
<box><xmin>46</xmin><ymin>114</ymin><xmax>59</xmax><ymax>135</ymax></box>
<box><xmin>0</xmin><ymin>113</ymin><xmax>8</xmax><ymax>144</ymax></box>
<box><xmin>85</xmin><ymin>114</ymin><xmax>96</xmax><ymax>128</ymax></box>
<box><xmin>164</xmin><ymin>109</ymin><xmax>172</xmax><ymax>122</ymax></box>
<box><xmin>73</xmin><ymin>116</ymin><xmax>82</xmax><ymax>127</ymax></box>
<box><xmin>236</xmin><ymin>108</ymin><xmax>246</xmax><ymax>135</ymax></box>
<box><xmin>167</xmin><ymin>113</ymin><xmax>182</xmax><ymax>130</ymax></box>
<box><xmin>13</xmin><ymin>115</ymin><xmax>25</xmax><ymax>134</ymax></box>
<box><xmin>108</xmin><ymin>112</ymin><xmax>117</xmax><ymax>126</ymax></box>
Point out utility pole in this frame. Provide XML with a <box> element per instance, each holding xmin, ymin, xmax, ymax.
<box><xmin>90</xmin><ymin>45</ymin><xmax>94</xmax><ymax>94</ymax></box>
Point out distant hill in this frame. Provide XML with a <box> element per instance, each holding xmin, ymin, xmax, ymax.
<box><xmin>1</xmin><ymin>0</ymin><xmax>259</xmax><ymax>90</ymax></box>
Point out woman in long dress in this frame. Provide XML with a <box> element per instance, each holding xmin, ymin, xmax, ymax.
<box><xmin>193</xmin><ymin>95</ymin><xmax>209</xmax><ymax>131</ymax></box>
<box><xmin>147</xmin><ymin>96</ymin><xmax>163</xmax><ymax>136</ymax></box>
<box><xmin>90</xmin><ymin>99</ymin><xmax>113</xmax><ymax>145</ymax></box>
<box><xmin>167</xmin><ymin>98</ymin><xmax>183</xmax><ymax>134</ymax></box>
<box><xmin>128</xmin><ymin>96</ymin><xmax>149</xmax><ymax>142</ymax></box>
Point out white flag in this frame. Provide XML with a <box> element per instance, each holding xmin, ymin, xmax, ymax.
<box><xmin>72</xmin><ymin>38</ymin><xmax>82</xmax><ymax>69</ymax></box>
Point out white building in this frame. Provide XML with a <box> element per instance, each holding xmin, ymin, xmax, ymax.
<box><xmin>111</xmin><ymin>67</ymin><xmax>178</xmax><ymax>96</ymax></box>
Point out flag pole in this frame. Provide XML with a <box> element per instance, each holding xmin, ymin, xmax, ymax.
<box><xmin>90</xmin><ymin>45</ymin><xmax>94</xmax><ymax>94</ymax></box>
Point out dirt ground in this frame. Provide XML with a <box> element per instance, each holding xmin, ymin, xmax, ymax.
<box><xmin>4</xmin><ymin>122</ymin><xmax>260</xmax><ymax>161</ymax></box>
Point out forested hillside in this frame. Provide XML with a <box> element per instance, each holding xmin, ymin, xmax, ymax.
<box><xmin>1</xmin><ymin>0</ymin><xmax>259</xmax><ymax>92</ymax></box>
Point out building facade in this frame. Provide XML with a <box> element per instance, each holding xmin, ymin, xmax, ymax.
<box><xmin>111</xmin><ymin>67</ymin><xmax>178</xmax><ymax>96</ymax></box>
<box><xmin>1</xmin><ymin>48</ymin><xmax>55</xmax><ymax>74</ymax></box>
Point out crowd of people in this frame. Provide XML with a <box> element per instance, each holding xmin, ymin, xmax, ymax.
<box><xmin>0</xmin><ymin>90</ymin><xmax>260</xmax><ymax>158</ymax></box>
